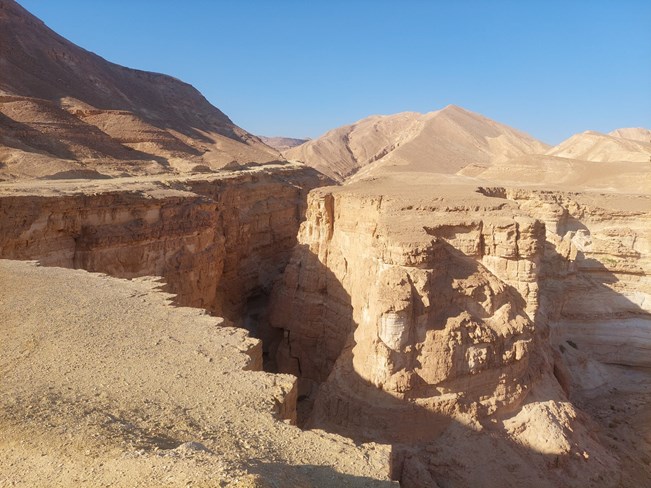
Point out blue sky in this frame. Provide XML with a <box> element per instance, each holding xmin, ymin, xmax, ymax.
<box><xmin>18</xmin><ymin>0</ymin><xmax>651</xmax><ymax>144</ymax></box>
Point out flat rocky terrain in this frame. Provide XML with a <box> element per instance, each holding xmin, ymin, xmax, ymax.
<box><xmin>0</xmin><ymin>259</ymin><xmax>394</xmax><ymax>487</ymax></box>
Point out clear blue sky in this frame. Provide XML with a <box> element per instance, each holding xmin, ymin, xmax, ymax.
<box><xmin>18</xmin><ymin>0</ymin><xmax>651</xmax><ymax>144</ymax></box>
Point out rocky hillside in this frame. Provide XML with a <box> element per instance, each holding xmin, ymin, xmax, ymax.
<box><xmin>283</xmin><ymin>105</ymin><xmax>549</xmax><ymax>182</ymax></box>
<box><xmin>0</xmin><ymin>0</ymin><xmax>280</xmax><ymax>179</ymax></box>
<box><xmin>608</xmin><ymin>127</ymin><xmax>651</xmax><ymax>143</ymax></box>
<box><xmin>545</xmin><ymin>130</ymin><xmax>651</xmax><ymax>163</ymax></box>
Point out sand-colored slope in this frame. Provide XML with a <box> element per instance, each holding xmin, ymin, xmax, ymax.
<box><xmin>466</xmin><ymin>153</ymin><xmax>651</xmax><ymax>193</ymax></box>
<box><xmin>259</xmin><ymin>136</ymin><xmax>308</xmax><ymax>151</ymax></box>
<box><xmin>0</xmin><ymin>0</ymin><xmax>279</xmax><ymax>179</ymax></box>
<box><xmin>284</xmin><ymin>105</ymin><xmax>549</xmax><ymax>182</ymax></box>
<box><xmin>458</xmin><ymin>126</ymin><xmax>651</xmax><ymax>193</ymax></box>
<box><xmin>608</xmin><ymin>127</ymin><xmax>651</xmax><ymax>143</ymax></box>
<box><xmin>0</xmin><ymin>260</ymin><xmax>395</xmax><ymax>487</ymax></box>
<box><xmin>546</xmin><ymin>130</ymin><xmax>651</xmax><ymax>163</ymax></box>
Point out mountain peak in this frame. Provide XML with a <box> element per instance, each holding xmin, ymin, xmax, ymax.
<box><xmin>284</xmin><ymin>105</ymin><xmax>549</xmax><ymax>182</ymax></box>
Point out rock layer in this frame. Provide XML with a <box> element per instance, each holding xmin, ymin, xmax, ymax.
<box><xmin>268</xmin><ymin>178</ymin><xmax>649</xmax><ymax>487</ymax></box>
<box><xmin>0</xmin><ymin>162</ymin><xmax>328</xmax><ymax>321</ymax></box>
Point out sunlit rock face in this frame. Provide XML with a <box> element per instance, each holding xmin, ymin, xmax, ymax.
<box><xmin>502</xmin><ymin>189</ymin><xmax>651</xmax><ymax>396</ymax></box>
<box><xmin>269</xmin><ymin>182</ymin><xmax>632</xmax><ymax>487</ymax></box>
<box><xmin>0</xmin><ymin>164</ymin><xmax>327</xmax><ymax>319</ymax></box>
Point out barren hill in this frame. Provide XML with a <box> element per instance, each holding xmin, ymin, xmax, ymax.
<box><xmin>545</xmin><ymin>130</ymin><xmax>651</xmax><ymax>163</ymax></box>
<box><xmin>0</xmin><ymin>0</ymin><xmax>279</xmax><ymax>180</ymax></box>
<box><xmin>608</xmin><ymin>127</ymin><xmax>651</xmax><ymax>143</ymax></box>
<box><xmin>259</xmin><ymin>136</ymin><xmax>308</xmax><ymax>151</ymax></box>
<box><xmin>283</xmin><ymin>105</ymin><xmax>549</xmax><ymax>182</ymax></box>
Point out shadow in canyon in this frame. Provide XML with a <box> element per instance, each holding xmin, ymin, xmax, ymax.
<box><xmin>267</xmin><ymin>237</ymin><xmax>650</xmax><ymax>487</ymax></box>
<box><xmin>0</xmin><ymin>183</ymin><xmax>649</xmax><ymax>486</ymax></box>
<box><xmin>244</xmin><ymin>461</ymin><xmax>398</xmax><ymax>488</ymax></box>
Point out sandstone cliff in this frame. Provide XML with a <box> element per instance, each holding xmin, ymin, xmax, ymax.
<box><xmin>0</xmin><ymin>162</ymin><xmax>328</xmax><ymax>323</ymax></box>
<box><xmin>268</xmin><ymin>178</ymin><xmax>650</xmax><ymax>487</ymax></box>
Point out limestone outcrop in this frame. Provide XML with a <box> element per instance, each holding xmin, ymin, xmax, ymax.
<box><xmin>0</xmin><ymin>162</ymin><xmax>328</xmax><ymax>321</ymax></box>
<box><xmin>268</xmin><ymin>178</ymin><xmax>649</xmax><ymax>487</ymax></box>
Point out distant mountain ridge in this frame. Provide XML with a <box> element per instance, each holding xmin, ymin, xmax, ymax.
<box><xmin>545</xmin><ymin>130</ymin><xmax>651</xmax><ymax>163</ymax></box>
<box><xmin>283</xmin><ymin>105</ymin><xmax>550</xmax><ymax>182</ymax></box>
<box><xmin>608</xmin><ymin>127</ymin><xmax>651</xmax><ymax>143</ymax></box>
<box><xmin>259</xmin><ymin>136</ymin><xmax>309</xmax><ymax>152</ymax></box>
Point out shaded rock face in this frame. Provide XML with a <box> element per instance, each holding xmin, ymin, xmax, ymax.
<box><xmin>268</xmin><ymin>185</ymin><xmax>650</xmax><ymax>487</ymax></box>
<box><xmin>1</xmin><ymin>164</ymin><xmax>649</xmax><ymax>486</ymax></box>
<box><xmin>0</xmin><ymin>165</ymin><xmax>327</xmax><ymax>323</ymax></box>
<box><xmin>270</xmin><ymin>190</ymin><xmax>543</xmax><ymax>400</ymax></box>
<box><xmin>0</xmin><ymin>190</ymin><xmax>221</xmax><ymax>309</ymax></box>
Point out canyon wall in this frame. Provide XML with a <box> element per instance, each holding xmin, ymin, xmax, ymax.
<box><xmin>268</xmin><ymin>182</ymin><xmax>647</xmax><ymax>487</ymax></box>
<box><xmin>0</xmin><ymin>163</ymin><xmax>328</xmax><ymax>323</ymax></box>
<box><xmin>494</xmin><ymin>189</ymin><xmax>651</xmax><ymax>391</ymax></box>
<box><xmin>2</xmin><ymin>164</ymin><xmax>648</xmax><ymax>486</ymax></box>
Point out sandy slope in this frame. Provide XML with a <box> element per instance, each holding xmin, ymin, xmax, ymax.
<box><xmin>462</xmin><ymin>153</ymin><xmax>651</xmax><ymax>193</ymax></box>
<box><xmin>546</xmin><ymin>130</ymin><xmax>651</xmax><ymax>163</ymax></box>
<box><xmin>0</xmin><ymin>260</ymin><xmax>395</xmax><ymax>487</ymax></box>
<box><xmin>608</xmin><ymin>127</ymin><xmax>651</xmax><ymax>143</ymax></box>
<box><xmin>458</xmin><ymin>127</ymin><xmax>651</xmax><ymax>193</ymax></box>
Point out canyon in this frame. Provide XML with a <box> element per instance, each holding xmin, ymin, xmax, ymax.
<box><xmin>1</xmin><ymin>1</ymin><xmax>650</xmax><ymax>487</ymax></box>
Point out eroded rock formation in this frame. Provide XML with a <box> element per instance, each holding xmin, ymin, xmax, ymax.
<box><xmin>1</xmin><ymin>2</ymin><xmax>649</xmax><ymax>487</ymax></box>
<box><xmin>0</xmin><ymin>162</ymin><xmax>328</xmax><ymax>321</ymax></box>
<box><xmin>268</xmin><ymin>179</ymin><xmax>650</xmax><ymax>487</ymax></box>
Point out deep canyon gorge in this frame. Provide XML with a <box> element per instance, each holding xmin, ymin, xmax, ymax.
<box><xmin>1</xmin><ymin>1</ymin><xmax>650</xmax><ymax>487</ymax></box>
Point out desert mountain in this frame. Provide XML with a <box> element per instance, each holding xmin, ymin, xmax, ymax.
<box><xmin>0</xmin><ymin>0</ymin><xmax>280</xmax><ymax>180</ymax></box>
<box><xmin>283</xmin><ymin>105</ymin><xmax>549</xmax><ymax>182</ymax></box>
<box><xmin>608</xmin><ymin>127</ymin><xmax>651</xmax><ymax>143</ymax></box>
<box><xmin>545</xmin><ymin>130</ymin><xmax>651</xmax><ymax>163</ymax></box>
<box><xmin>459</xmin><ymin>127</ymin><xmax>651</xmax><ymax>192</ymax></box>
<box><xmin>259</xmin><ymin>136</ymin><xmax>308</xmax><ymax>152</ymax></box>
